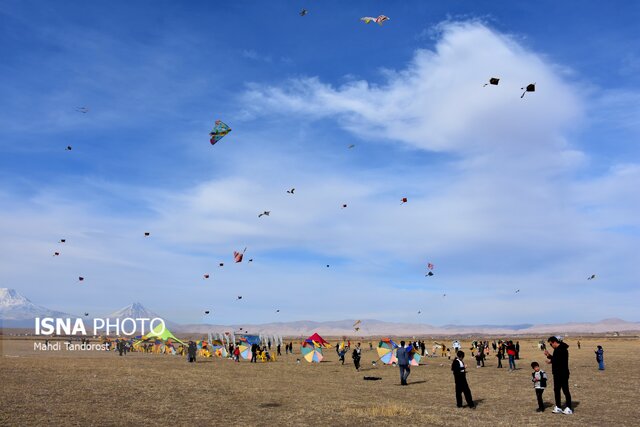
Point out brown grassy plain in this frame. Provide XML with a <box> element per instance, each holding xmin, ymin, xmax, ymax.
<box><xmin>1</xmin><ymin>336</ymin><xmax>639</xmax><ymax>426</ymax></box>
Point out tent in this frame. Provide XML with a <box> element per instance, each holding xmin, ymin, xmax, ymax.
<box><xmin>306</xmin><ymin>332</ymin><xmax>331</xmax><ymax>348</ymax></box>
<box><xmin>138</xmin><ymin>323</ymin><xmax>185</xmax><ymax>345</ymax></box>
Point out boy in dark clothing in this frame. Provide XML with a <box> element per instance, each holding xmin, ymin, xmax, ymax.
<box><xmin>531</xmin><ymin>362</ymin><xmax>548</xmax><ymax>412</ymax></box>
<box><xmin>545</xmin><ymin>336</ymin><xmax>573</xmax><ymax>414</ymax></box>
<box><xmin>352</xmin><ymin>343</ymin><xmax>362</xmax><ymax>371</ymax></box>
<box><xmin>496</xmin><ymin>348</ymin><xmax>504</xmax><ymax>368</ymax></box>
<box><xmin>451</xmin><ymin>351</ymin><xmax>475</xmax><ymax>408</ymax></box>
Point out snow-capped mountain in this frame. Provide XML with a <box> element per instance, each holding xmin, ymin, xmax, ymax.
<box><xmin>106</xmin><ymin>302</ymin><xmax>178</xmax><ymax>329</ymax></box>
<box><xmin>0</xmin><ymin>288</ymin><xmax>72</xmax><ymax>327</ymax></box>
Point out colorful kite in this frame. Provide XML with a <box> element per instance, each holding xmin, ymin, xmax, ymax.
<box><xmin>361</xmin><ymin>15</ymin><xmax>390</xmax><ymax>25</ymax></box>
<box><xmin>209</xmin><ymin>120</ymin><xmax>232</xmax><ymax>145</ymax></box>
<box><xmin>234</xmin><ymin>248</ymin><xmax>246</xmax><ymax>263</ymax></box>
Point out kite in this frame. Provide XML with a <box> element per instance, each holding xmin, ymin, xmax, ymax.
<box><xmin>401</xmin><ymin>197</ymin><xmax>408</xmax><ymax>204</ymax></box>
<box><xmin>234</xmin><ymin>248</ymin><xmax>246</xmax><ymax>263</ymax></box>
<box><xmin>417</xmin><ymin>310</ymin><xmax>421</xmax><ymax>314</ymax></box>
<box><xmin>76</xmin><ymin>107</ymin><xmax>89</xmax><ymax>113</ymax></box>
<box><xmin>521</xmin><ymin>83</ymin><xmax>535</xmax><ymax>98</ymax></box>
<box><xmin>60</xmin><ymin>239</ymin><xmax>66</xmax><ymax>243</ymax></box>
<box><xmin>426</xmin><ymin>263</ymin><xmax>434</xmax><ymax>277</ymax></box>
<box><xmin>276</xmin><ymin>309</ymin><xmax>280</xmax><ymax>313</ymax></box>
<box><xmin>53</xmin><ymin>252</ymin><xmax>60</xmax><ymax>256</ymax></box>
<box><xmin>65</xmin><ymin>146</ymin><xmax>72</xmax><ymax>151</ymax></box>
<box><xmin>342</xmin><ymin>204</ymin><xmax>347</xmax><ymax>208</ymax></box>
<box><xmin>209</xmin><ymin>120</ymin><xmax>232</xmax><ymax>145</ymax></box>
<box><xmin>300</xmin><ymin>9</ymin><xmax>308</xmax><ymax>16</ymax></box>
<box><xmin>287</xmin><ymin>188</ymin><xmax>295</xmax><ymax>194</ymax></box>
<box><xmin>484</xmin><ymin>77</ymin><xmax>500</xmax><ymax>87</ymax></box>
<box><xmin>203</xmin><ymin>274</ymin><xmax>210</xmax><ymax>279</ymax></box>
<box><xmin>515</xmin><ymin>289</ymin><xmax>520</xmax><ymax>293</ymax></box>
<box><xmin>144</xmin><ymin>232</ymin><xmax>150</xmax><ymax>237</ymax></box>
<box><xmin>204</xmin><ymin>311</ymin><xmax>210</xmax><ymax>315</ymax></box>
<box><xmin>587</xmin><ymin>274</ymin><xmax>596</xmax><ymax>280</ymax></box>
<box><xmin>258</xmin><ymin>211</ymin><xmax>271</xmax><ymax>218</ymax></box>
<box><xmin>219</xmin><ymin>263</ymin><xmax>224</xmax><ymax>267</ymax></box>
<box><xmin>348</xmin><ymin>144</ymin><xmax>356</xmax><ymax>149</ymax></box>
<box><xmin>84</xmin><ymin>312</ymin><xmax>89</xmax><ymax>317</ymax></box>
<box><xmin>237</xmin><ymin>296</ymin><xmax>243</xmax><ymax>300</ymax></box>
<box><xmin>326</xmin><ymin>264</ymin><xmax>330</xmax><ymax>268</ymax></box>
<box><xmin>78</xmin><ymin>276</ymin><xmax>84</xmax><ymax>282</ymax></box>
<box><xmin>353</xmin><ymin>320</ymin><xmax>361</xmax><ymax>328</ymax></box>
<box><xmin>443</xmin><ymin>293</ymin><xmax>447</xmax><ymax>297</ymax></box>
<box><xmin>361</xmin><ymin>15</ymin><xmax>390</xmax><ymax>25</ymax></box>
<box><xmin>248</xmin><ymin>258</ymin><xmax>253</xmax><ymax>263</ymax></box>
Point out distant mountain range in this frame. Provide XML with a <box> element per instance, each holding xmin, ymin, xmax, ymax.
<box><xmin>1</xmin><ymin>288</ymin><xmax>639</xmax><ymax>335</ymax></box>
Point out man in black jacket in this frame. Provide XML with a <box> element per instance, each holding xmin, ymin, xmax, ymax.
<box><xmin>544</xmin><ymin>336</ymin><xmax>573</xmax><ymax>414</ymax></box>
<box><xmin>452</xmin><ymin>351</ymin><xmax>475</xmax><ymax>408</ymax></box>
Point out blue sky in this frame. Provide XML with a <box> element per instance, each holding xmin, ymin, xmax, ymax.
<box><xmin>1</xmin><ymin>1</ymin><xmax>639</xmax><ymax>325</ymax></box>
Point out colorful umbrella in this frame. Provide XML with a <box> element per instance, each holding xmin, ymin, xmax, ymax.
<box><xmin>301</xmin><ymin>340</ymin><xmax>323</xmax><ymax>363</ymax></box>
<box><xmin>377</xmin><ymin>338</ymin><xmax>398</xmax><ymax>365</ymax></box>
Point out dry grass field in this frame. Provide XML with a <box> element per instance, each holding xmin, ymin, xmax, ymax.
<box><xmin>1</xmin><ymin>336</ymin><xmax>639</xmax><ymax>426</ymax></box>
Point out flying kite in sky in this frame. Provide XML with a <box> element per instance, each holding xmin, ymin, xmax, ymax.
<box><xmin>484</xmin><ymin>77</ymin><xmax>500</xmax><ymax>87</ymax></box>
<box><xmin>342</xmin><ymin>204</ymin><xmax>347</xmax><ymax>209</ymax></box>
<box><xmin>287</xmin><ymin>188</ymin><xmax>295</xmax><ymax>194</ymax></box>
<box><xmin>248</xmin><ymin>258</ymin><xmax>253</xmax><ymax>263</ymax></box>
<box><xmin>587</xmin><ymin>274</ymin><xmax>596</xmax><ymax>280</ymax></box>
<box><xmin>348</xmin><ymin>144</ymin><xmax>356</xmax><ymax>149</ymax></box>
<box><xmin>237</xmin><ymin>296</ymin><xmax>243</xmax><ymax>300</ymax></box>
<box><xmin>65</xmin><ymin>146</ymin><xmax>72</xmax><ymax>151</ymax></box>
<box><xmin>258</xmin><ymin>211</ymin><xmax>271</xmax><ymax>218</ymax></box>
<box><xmin>299</xmin><ymin>9</ymin><xmax>308</xmax><ymax>16</ymax></box>
<box><xmin>204</xmin><ymin>311</ymin><xmax>210</xmax><ymax>315</ymax></box>
<box><xmin>84</xmin><ymin>312</ymin><xmax>89</xmax><ymax>316</ymax></box>
<box><xmin>417</xmin><ymin>310</ymin><xmax>421</xmax><ymax>314</ymax></box>
<box><xmin>234</xmin><ymin>248</ymin><xmax>246</xmax><ymax>263</ymax></box>
<box><xmin>401</xmin><ymin>197</ymin><xmax>408</xmax><ymax>204</ymax></box>
<box><xmin>219</xmin><ymin>263</ymin><xmax>224</xmax><ymax>267</ymax></box>
<box><xmin>78</xmin><ymin>276</ymin><xmax>84</xmax><ymax>282</ymax></box>
<box><xmin>276</xmin><ymin>309</ymin><xmax>280</xmax><ymax>313</ymax></box>
<box><xmin>144</xmin><ymin>232</ymin><xmax>150</xmax><ymax>237</ymax></box>
<box><xmin>515</xmin><ymin>289</ymin><xmax>520</xmax><ymax>293</ymax></box>
<box><xmin>209</xmin><ymin>120</ymin><xmax>232</xmax><ymax>145</ymax></box>
<box><xmin>203</xmin><ymin>274</ymin><xmax>210</xmax><ymax>279</ymax></box>
<box><xmin>53</xmin><ymin>252</ymin><xmax>60</xmax><ymax>256</ymax></box>
<box><xmin>521</xmin><ymin>83</ymin><xmax>536</xmax><ymax>98</ymax></box>
<box><xmin>76</xmin><ymin>107</ymin><xmax>89</xmax><ymax>113</ymax></box>
<box><xmin>361</xmin><ymin>15</ymin><xmax>390</xmax><ymax>25</ymax></box>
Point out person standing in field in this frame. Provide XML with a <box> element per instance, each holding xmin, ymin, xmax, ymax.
<box><xmin>452</xmin><ymin>351</ymin><xmax>475</xmax><ymax>408</ymax></box>
<box><xmin>545</xmin><ymin>336</ymin><xmax>573</xmax><ymax>415</ymax></box>
<box><xmin>496</xmin><ymin>346</ymin><xmax>504</xmax><ymax>368</ymax></box>
<box><xmin>595</xmin><ymin>345</ymin><xmax>604</xmax><ymax>370</ymax></box>
<box><xmin>531</xmin><ymin>361</ymin><xmax>548</xmax><ymax>412</ymax></box>
<box><xmin>396</xmin><ymin>341</ymin><xmax>411</xmax><ymax>385</ymax></box>
<box><xmin>352</xmin><ymin>343</ymin><xmax>362</xmax><ymax>371</ymax></box>
<box><xmin>507</xmin><ymin>341</ymin><xmax>517</xmax><ymax>371</ymax></box>
<box><xmin>277</xmin><ymin>343</ymin><xmax>281</xmax><ymax>356</ymax></box>
<box><xmin>515</xmin><ymin>341</ymin><xmax>520</xmax><ymax>360</ymax></box>
<box><xmin>577</xmin><ymin>340</ymin><xmax>581</xmax><ymax>350</ymax></box>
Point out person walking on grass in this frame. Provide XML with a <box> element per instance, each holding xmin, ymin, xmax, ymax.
<box><xmin>452</xmin><ymin>351</ymin><xmax>475</xmax><ymax>409</ymax></box>
<box><xmin>545</xmin><ymin>336</ymin><xmax>573</xmax><ymax>415</ymax></box>
<box><xmin>397</xmin><ymin>341</ymin><xmax>411</xmax><ymax>385</ymax></box>
<box><xmin>496</xmin><ymin>346</ymin><xmax>504</xmax><ymax>368</ymax></box>
<box><xmin>595</xmin><ymin>345</ymin><xmax>605</xmax><ymax>370</ymax></box>
<box><xmin>352</xmin><ymin>343</ymin><xmax>362</xmax><ymax>371</ymax></box>
<box><xmin>531</xmin><ymin>361</ymin><xmax>548</xmax><ymax>412</ymax></box>
<box><xmin>507</xmin><ymin>341</ymin><xmax>517</xmax><ymax>371</ymax></box>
